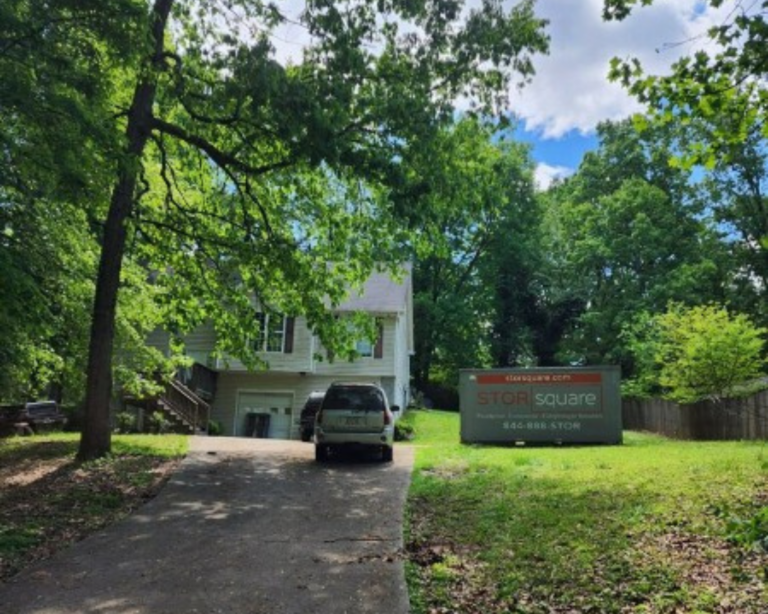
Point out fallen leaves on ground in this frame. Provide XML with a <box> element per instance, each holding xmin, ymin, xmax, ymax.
<box><xmin>407</xmin><ymin>497</ymin><xmax>767</xmax><ymax>614</ymax></box>
<box><xmin>0</xmin><ymin>441</ymin><xmax>181</xmax><ymax>581</ymax></box>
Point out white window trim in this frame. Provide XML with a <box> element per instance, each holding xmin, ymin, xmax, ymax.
<box><xmin>255</xmin><ymin>313</ymin><xmax>287</xmax><ymax>354</ymax></box>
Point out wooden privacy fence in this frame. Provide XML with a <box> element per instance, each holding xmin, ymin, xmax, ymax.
<box><xmin>622</xmin><ymin>390</ymin><xmax>768</xmax><ymax>440</ymax></box>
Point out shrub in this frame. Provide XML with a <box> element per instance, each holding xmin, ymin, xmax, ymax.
<box><xmin>725</xmin><ymin>507</ymin><xmax>768</xmax><ymax>553</ymax></box>
<box><xmin>207</xmin><ymin>419</ymin><xmax>223</xmax><ymax>436</ymax></box>
<box><xmin>655</xmin><ymin>304</ymin><xmax>766</xmax><ymax>403</ymax></box>
<box><xmin>147</xmin><ymin>411</ymin><xmax>171</xmax><ymax>434</ymax></box>
<box><xmin>625</xmin><ymin>304</ymin><xmax>766</xmax><ymax>403</ymax></box>
<box><xmin>395</xmin><ymin>420</ymin><xmax>415</xmax><ymax>441</ymax></box>
<box><xmin>114</xmin><ymin>411</ymin><xmax>137</xmax><ymax>434</ymax></box>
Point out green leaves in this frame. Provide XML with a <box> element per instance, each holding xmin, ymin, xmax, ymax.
<box><xmin>605</xmin><ymin>0</ymin><xmax>766</xmax><ymax>168</ymax></box>
<box><xmin>2</xmin><ymin>0</ymin><xmax>552</xmax><ymax>411</ymax></box>
<box><xmin>541</xmin><ymin>118</ymin><xmax>728</xmax><ymax>370</ymax></box>
<box><xmin>408</xmin><ymin>118</ymin><xmax>539</xmax><ymax>385</ymax></box>
<box><xmin>139</xmin><ymin>0</ymin><xmax>550</xmax><ymax>365</ymax></box>
<box><xmin>628</xmin><ymin>304</ymin><xmax>767</xmax><ymax>404</ymax></box>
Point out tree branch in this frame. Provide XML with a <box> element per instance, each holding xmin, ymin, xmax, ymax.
<box><xmin>151</xmin><ymin>117</ymin><xmax>295</xmax><ymax>177</ymax></box>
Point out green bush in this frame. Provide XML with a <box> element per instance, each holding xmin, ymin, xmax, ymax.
<box><xmin>207</xmin><ymin>419</ymin><xmax>223</xmax><ymax>436</ymax></box>
<box><xmin>395</xmin><ymin>414</ymin><xmax>416</xmax><ymax>441</ymax></box>
<box><xmin>625</xmin><ymin>304</ymin><xmax>766</xmax><ymax>403</ymax></box>
<box><xmin>113</xmin><ymin>411</ymin><xmax>137</xmax><ymax>434</ymax></box>
<box><xmin>724</xmin><ymin>507</ymin><xmax>768</xmax><ymax>552</ymax></box>
<box><xmin>147</xmin><ymin>411</ymin><xmax>170</xmax><ymax>434</ymax></box>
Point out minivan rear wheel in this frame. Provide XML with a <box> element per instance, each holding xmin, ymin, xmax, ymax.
<box><xmin>315</xmin><ymin>444</ymin><xmax>328</xmax><ymax>462</ymax></box>
<box><xmin>382</xmin><ymin>445</ymin><xmax>393</xmax><ymax>463</ymax></box>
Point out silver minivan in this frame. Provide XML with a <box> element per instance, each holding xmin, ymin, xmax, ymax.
<box><xmin>314</xmin><ymin>382</ymin><xmax>396</xmax><ymax>462</ymax></box>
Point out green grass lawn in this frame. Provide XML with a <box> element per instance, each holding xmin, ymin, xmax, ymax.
<box><xmin>402</xmin><ymin>410</ymin><xmax>767</xmax><ymax>614</ymax></box>
<box><xmin>0</xmin><ymin>432</ymin><xmax>187</xmax><ymax>580</ymax></box>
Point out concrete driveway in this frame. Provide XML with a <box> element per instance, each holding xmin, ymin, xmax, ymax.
<box><xmin>0</xmin><ymin>437</ymin><xmax>414</xmax><ymax>614</ymax></box>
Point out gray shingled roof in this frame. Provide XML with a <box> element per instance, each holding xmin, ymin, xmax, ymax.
<box><xmin>335</xmin><ymin>264</ymin><xmax>411</xmax><ymax>313</ymax></box>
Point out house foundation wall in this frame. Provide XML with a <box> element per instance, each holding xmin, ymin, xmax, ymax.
<box><xmin>212</xmin><ymin>373</ymin><xmax>386</xmax><ymax>439</ymax></box>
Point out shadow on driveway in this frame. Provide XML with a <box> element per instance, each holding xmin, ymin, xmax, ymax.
<box><xmin>0</xmin><ymin>437</ymin><xmax>414</xmax><ymax>614</ymax></box>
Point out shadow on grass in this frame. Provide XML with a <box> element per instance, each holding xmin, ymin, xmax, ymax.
<box><xmin>0</xmin><ymin>439</ymin><xmax>79</xmax><ymax>465</ymax></box>
<box><xmin>406</xmin><ymin>466</ymin><xmax>733</xmax><ymax>614</ymax></box>
<box><xmin>0</xmin><ymin>447</ymin><xmax>180</xmax><ymax>582</ymax></box>
<box><xmin>0</xmin><ymin>434</ymin><xmax>185</xmax><ymax>466</ymax></box>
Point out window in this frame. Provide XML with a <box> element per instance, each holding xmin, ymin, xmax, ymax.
<box><xmin>255</xmin><ymin>313</ymin><xmax>287</xmax><ymax>353</ymax></box>
<box><xmin>355</xmin><ymin>323</ymin><xmax>383</xmax><ymax>359</ymax></box>
<box><xmin>355</xmin><ymin>339</ymin><xmax>373</xmax><ymax>357</ymax></box>
<box><xmin>321</xmin><ymin>384</ymin><xmax>385</xmax><ymax>411</ymax></box>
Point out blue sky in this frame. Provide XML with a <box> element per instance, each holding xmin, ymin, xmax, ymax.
<box><xmin>515</xmin><ymin>125</ymin><xmax>599</xmax><ymax>185</ymax></box>
<box><xmin>498</xmin><ymin>0</ymin><xmax>730</xmax><ymax>188</ymax></box>
<box><xmin>518</xmin><ymin>128</ymin><xmax>599</xmax><ymax>170</ymax></box>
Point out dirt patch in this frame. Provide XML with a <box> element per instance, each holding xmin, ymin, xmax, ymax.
<box><xmin>406</xmin><ymin>494</ymin><xmax>767</xmax><ymax>614</ymax></box>
<box><xmin>0</xmin><ymin>442</ymin><xmax>182</xmax><ymax>582</ymax></box>
<box><xmin>0</xmin><ymin>457</ymin><xmax>70</xmax><ymax>488</ymax></box>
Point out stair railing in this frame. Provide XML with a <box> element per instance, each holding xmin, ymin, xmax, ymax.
<box><xmin>161</xmin><ymin>379</ymin><xmax>211</xmax><ymax>432</ymax></box>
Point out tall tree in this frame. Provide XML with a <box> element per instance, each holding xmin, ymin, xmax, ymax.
<box><xmin>604</xmin><ymin>0</ymin><xmax>766</xmax><ymax>322</ymax></box>
<box><xmin>410</xmin><ymin>119</ymin><xmax>538</xmax><ymax>387</ymax></box>
<box><xmin>0</xmin><ymin>1</ymin><xmax>164</xmax><ymax>403</ymax></box>
<box><xmin>1</xmin><ymin>0</ymin><xmax>549</xmax><ymax>458</ymax></box>
<box><xmin>541</xmin><ymin>120</ymin><xmax>728</xmax><ymax>371</ymax></box>
<box><xmin>703</xmin><ymin>124</ymin><xmax>768</xmax><ymax>325</ymax></box>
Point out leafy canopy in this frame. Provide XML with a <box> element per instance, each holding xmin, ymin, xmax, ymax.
<box><xmin>408</xmin><ymin>118</ymin><xmax>538</xmax><ymax>386</ymax></box>
<box><xmin>540</xmin><ymin>119</ymin><xmax>727</xmax><ymax>371</ymax></box>
<box><xmin>605</xmin><ymin>0</ymin><xmax>766</xmax><ymax>169</ymax></box>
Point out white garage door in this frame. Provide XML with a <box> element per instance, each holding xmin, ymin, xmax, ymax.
<box><xmin>237</xmin><ymin>392</ymin><xmax>293</xmax><ymax>439</ymax></box>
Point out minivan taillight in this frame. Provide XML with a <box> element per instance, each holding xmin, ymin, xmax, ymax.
<box><xmin>384</xmin><ymin>410</ymin><xmax>392</xmax><ymax>426</ymax></box>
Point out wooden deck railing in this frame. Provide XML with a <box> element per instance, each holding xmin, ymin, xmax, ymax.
<box><xmin>162</xmin><ymin>379</ymin><xmax>211</xmax><ymax>432</ymax></box>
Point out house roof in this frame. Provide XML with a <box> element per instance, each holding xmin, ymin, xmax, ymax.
<box><xmin>335</xmin><ymin>264</ymin><xmax>412</xmax><ymax>313</ymax></box>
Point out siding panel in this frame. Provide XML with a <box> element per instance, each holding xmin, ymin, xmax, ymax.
<box><xmin>218</xmin><ymin>317</ymin><xmax>314</xmax><ymax>372</ymax></box>
<box><xmin>314</xmin><ymin>318</ymin><xmax>397</xmax><ymax>377</ymax></box>
<box><xmin>212</xmin><ymin>372</ymin><xmax>384</xmax><ymax>438</ymax></box>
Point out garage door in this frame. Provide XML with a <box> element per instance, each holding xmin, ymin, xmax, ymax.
<box><xmin>237</xmin><ymin>392</ymin><xmax>293</xmax><ymax>439</ymax></box>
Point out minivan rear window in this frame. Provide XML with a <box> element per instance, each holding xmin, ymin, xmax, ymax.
<box><xmin>322</xmin><ymin>386</ymin><xmax>385</xmax><ymax>411</ymax></box>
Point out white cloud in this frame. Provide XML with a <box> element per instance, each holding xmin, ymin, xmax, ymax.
<box><xmin>509</xmin><ymin>0</ymin><xmax>733</xmax><ymax>138</ymax></box>
<box><xmin>535</xmin><ymin>163</ymin><xmax>573</xmax><ymax>190</ymax></box>
<box><xmin>260</xmin><ymin>0</ymin><xmax>735</xmax><ymax>139</ymax></box>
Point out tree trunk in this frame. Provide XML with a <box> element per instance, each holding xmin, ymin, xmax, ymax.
<box><xmin>77</xmin><ymin>0</ymin><xmax>174</xmax><ymax>461</ymax></box>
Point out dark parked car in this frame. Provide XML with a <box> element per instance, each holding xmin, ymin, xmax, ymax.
<box><xmin>0</xmin><ymin>401</ymin><xmax>67</xmax><ymax>435</ymax></box>
<box><xmin>299</xmin><ymin>391</ymin><xmax>326</xmax><ymax>442</ymax></box>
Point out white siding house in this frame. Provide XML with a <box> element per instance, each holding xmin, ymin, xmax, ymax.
<box><xmin>151</xmin><ymin>267</ymin><xmax>414</xmax><ymax>439</ymax></box>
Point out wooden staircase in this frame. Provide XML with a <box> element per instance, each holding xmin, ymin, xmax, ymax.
<box><xmin>154</xmin><ymin>378</ymin><xmax>212</xmax><ymax>434</ymax></box>
<box><xmin>127</xmin><ymin>363</ymin><xmax>218</xmax><ymax>434</ymax></box>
